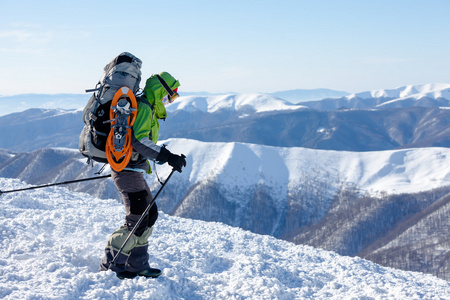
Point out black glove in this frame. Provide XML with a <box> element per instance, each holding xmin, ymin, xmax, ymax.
<box><xmin>156</xmin><ymin>146</ymin><xmax>186</xmax><ymax>172</ymax></box>
<box><xmin>168</xmin><ymin>153</ymin><xmax>186</xmax><ymax>173</ymax></box>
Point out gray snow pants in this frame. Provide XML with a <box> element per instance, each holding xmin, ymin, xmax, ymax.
<box><xmin>99</xmin><ymin>170</ymin><xmax>158</xmax><ymax>273</ymax></box>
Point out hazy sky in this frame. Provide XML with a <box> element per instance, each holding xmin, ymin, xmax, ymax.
<box><xmin>1</xmin><ymin>0</ymin><xmax>450</xmax><ymax>95</ymax></box>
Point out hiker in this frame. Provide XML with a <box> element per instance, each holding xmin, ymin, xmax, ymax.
<box><xmin>100</xmin><ymin>73</ymin><xmax>185</xmax><ymax>279</ymax></box>
<box><xmin>80</xmin><ymin>53</ymin><xmax>185</xmax><ymax>279</ymax></box>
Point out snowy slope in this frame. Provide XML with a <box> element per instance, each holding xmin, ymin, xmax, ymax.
<box><xmin>142</xmin><ymin>140</ymin><xmax>450</xmax><ymax>244</ymax></box>
<box><xmin>161</xmin><ymin>139</ymin><xmax>450</xmax><ymax>197</ymax></box>
<box><xmin>0</xmin><ymin>177</ymin><xmax>448</xmax><ymax>299</ymax></box>
<box><xmin>2</xmin><ymin>140</ymin><xmax>450</xmax><ymax>242</ymax></box>
<box><xmin>4</xmin><ymin>140</ymin><xmax>450</xmax><ymax>212</ymax></box>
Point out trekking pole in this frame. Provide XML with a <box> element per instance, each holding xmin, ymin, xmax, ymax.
<box><xmin>110</xmin><ymin>168</ymin><xmax>177</xmax><ymax>267</ymax></box>
<box><xmin>0</xmin><ymin>174</ymin><xmax>112</xmax><ymax>196</ymax></box>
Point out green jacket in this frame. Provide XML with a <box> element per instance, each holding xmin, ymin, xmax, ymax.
<box><xmin>129</xmin><ymin>72</ymin><xmax>180</xmax><ymax>172</ymax></box>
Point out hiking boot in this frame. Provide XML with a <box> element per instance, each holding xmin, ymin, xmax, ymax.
<box><xmin>137</xmin><ymin>268</ymin><xmax>162</xmax><ymax>278</ymax></box>
<box><xmin>116</xmin><ymin>270</ymin><xmax>137</xmax><ymax>280</ymax></box>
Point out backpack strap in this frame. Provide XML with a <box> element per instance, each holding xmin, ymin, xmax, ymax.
<box><xmin>137</xmin><ymin>96</ymin><xmax>153</xmax><ymax>110</ymax></box>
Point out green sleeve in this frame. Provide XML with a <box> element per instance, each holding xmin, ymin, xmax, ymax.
<box><xmin>133</xmin><ymin>103</ymin><xmax>152</xmax><ymax>141</ymax></box>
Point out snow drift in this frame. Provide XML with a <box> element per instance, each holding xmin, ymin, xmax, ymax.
<box><xmin>0</xmin><ymin>177</ymin><xmax>448</xmax><ymax>299</ymax></box>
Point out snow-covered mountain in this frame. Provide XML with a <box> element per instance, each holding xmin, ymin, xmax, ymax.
<box><xmin>165</xmin><ymin>105</ymin><xmax>450</xmax><ymax>150</ymax></box>
<box><xmin>3</xmin><ymin>102</ymin><xmax>450</xmax><ymax>152</ymax></box>
<box><xmin>0</xmin><ymin>108</ymin><xmax>82</xmax><ymax>151</ymax></box>
<box><xmin>1</xmin><ymin>140</ymin><xmax>450</xmax><ymax>280</ymax></box>
<box><xmin>0</xmin><ymin>89</ymin><xmax>345</xmax><ymax>117</ymax></box>
<box><xmin>3</xmin><ymin>139</ymin><xmax>450</xmax><ymax>206</ymax></box>
<box><xmin>179</xmin><ymin>88</ymin><xmax>351</xmax><ymax>103</ymax></box>
<box><xmin>0</xmin><ymin>93</ymin><xmax>307</xmax><ymax>151</ymax></box>
<box><xmin>165</xmin><ymin>93</ymin><xmax>307</xmax><ymax>114</ymax></box>
<box><xmin>0</xmin><ymin>147</ymin><xmax>119</xmax><ymax>200</ymax></box>
<box><xmin>269</xmin><ymin>88</ymin><xmax>350</xmax><ymax>103</ymax></box>
<box><xmin>360</xmin><ymin>192</ymin><xmax>450</xmax><ymax>279</ymax></box>
<box><xmin>1</xmin><ymin>178</ymin><xmax>448</xmax><ymax>299</ymax></box>
<box><xmin>349</xmin><ymin>83</ymin><xmax>450</xmax><ymax>101</ymax></box>
<box><xmin>2</xmin><ymin>84</ymin><xmax>448</xmax><ymax>117</ymax></box>
<box><xmin>0</xmin><ymin>93</ymin><xmax>89</xmax><ymax>116</ymax></box>
<box><xmin>300</xmin><ymin>83</ymin><xmax>450</xmax><ymax>110</ymax></box>
<box><xmin>1</xmin><ymin>85</ymin><xmax>450</xmax><ymax>282</ymax></box>
<box><xmin>0</xmin><ymin>92</ymin><xmax>305</xmax><ymax>117</ymax></box>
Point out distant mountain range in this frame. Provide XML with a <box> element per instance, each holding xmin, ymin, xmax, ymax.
<box><xmin>2</xmin><ymin>95</ymin><xmax>450</xmax><ymax>152</ymax></box>
<box><xmin>269</xmin><ymin>88</ymin><xmax>350</xmax><ymax>103</ymax></box>
<box><xmin>176</xmin><ymin>88</ymin><xmax>350</xmax><ymax>103</ymax></box>
<box><xmin>1</xmin><ymin>83</ymin><xmax>450</xmax><ymax>280</ymax></box>
<box><xmin>0</xmin><ymin>108</ymin><xmax>82</xmax><ymax>151</ymax></box>
<box><xmin>300</xmin><ymin>83</ymin><xmax>450</xmax><ymax>110</ymax></box>
<box><xmin>0</xmin><ymin>93</ymin><xmax>89</xmax><ymax>116</ymax></box>
<box><xmin>0</xmin><ymin>89</ymin><xmax>318</xmax><ymax>116</ymax></box>
<box><xmin>2</xmin><ymin>83</ymin><xmax>449</xmax><ymax>116</ymax></box>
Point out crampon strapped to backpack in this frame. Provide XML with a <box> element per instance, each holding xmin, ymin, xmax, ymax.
<box><xmin>79</xmin><ymin>52</ymin><xmax>142</xmax><ymax>170</ymax></box>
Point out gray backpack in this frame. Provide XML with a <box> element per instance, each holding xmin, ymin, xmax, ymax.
<box><xmin>79</xmin><ymin>52</ymin><xmax>142</xmax><ymax>164</ymax></box>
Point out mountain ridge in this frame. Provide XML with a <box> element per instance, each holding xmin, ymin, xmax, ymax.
<box><xmin>1</xmin><ymin>141</ymin><xmax>449</xmax><ymax>279</ymax></box>
<box><xmin>269</xmin><ymin>88</ymin><xmax>350</xmax><ymax>103</ymax></box>
<box><xmin>300</xmin><ymin>83</ymin><xmax>450</xmax><ymax>110</ymax></box>
<box><xmin>1</xmin><ymin>83</ymin><xmax>450</xmax><ymax>281</ymax></box>
<box><xmin>2</xmin><ymin>105</ymin><xmax>450</xmax><ymax>152</ymax></box>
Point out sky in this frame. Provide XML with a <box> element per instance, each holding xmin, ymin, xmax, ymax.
<box><xmin>1</xmin><ymin>0</ymin><xmax>450</xmax><ymax>96</ymax></box>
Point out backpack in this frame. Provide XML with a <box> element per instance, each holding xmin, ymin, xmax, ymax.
<box><xmin>79</xmin><ymin>52</ymin><xmax>142</xmax><ymax>170</ymax></box>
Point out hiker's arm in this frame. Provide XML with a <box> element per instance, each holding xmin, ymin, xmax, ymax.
<box><xmin>132</xmin><ymin>105</ymin><xmax>184</xmax><ymax>171</ymax></box>
<box><xmin>131</xmin><ymin>135</ymin><xmax>161</xmax><ymax>160</ymax></box>
<box><xmin>132</xmin><ymin>106</ymin><xmax>162</xmax><ymax>160</ymax></box>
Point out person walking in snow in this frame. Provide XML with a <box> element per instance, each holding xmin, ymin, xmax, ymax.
<box><xmin>98</xmin><ymin>71</ymin><xmax>186</xmax><ymax>279</ymax></box>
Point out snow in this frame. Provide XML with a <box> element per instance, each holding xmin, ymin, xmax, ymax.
<box><xmin>346</xmin><ymin>83</ymin><xmax>450</xmax><ymax>101</ymax></box>
<box><xmin>0</xmin><ymin>94</ymin><xmax>89</xmax><ymax>116</ymax></box>
<box><xmin>165</xmin><ymin>93</ymin><xmax>307</xmax><ymax>114</ymax></box>
<box><xmin>0</xmin><ymin>177</ymin><xmax>448</xmax><ymax>299</ymax></box>
<box><xmin>161</xmin><ymin>139</ymin><xmax>450</xmax><ymax>196</ymax></box>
